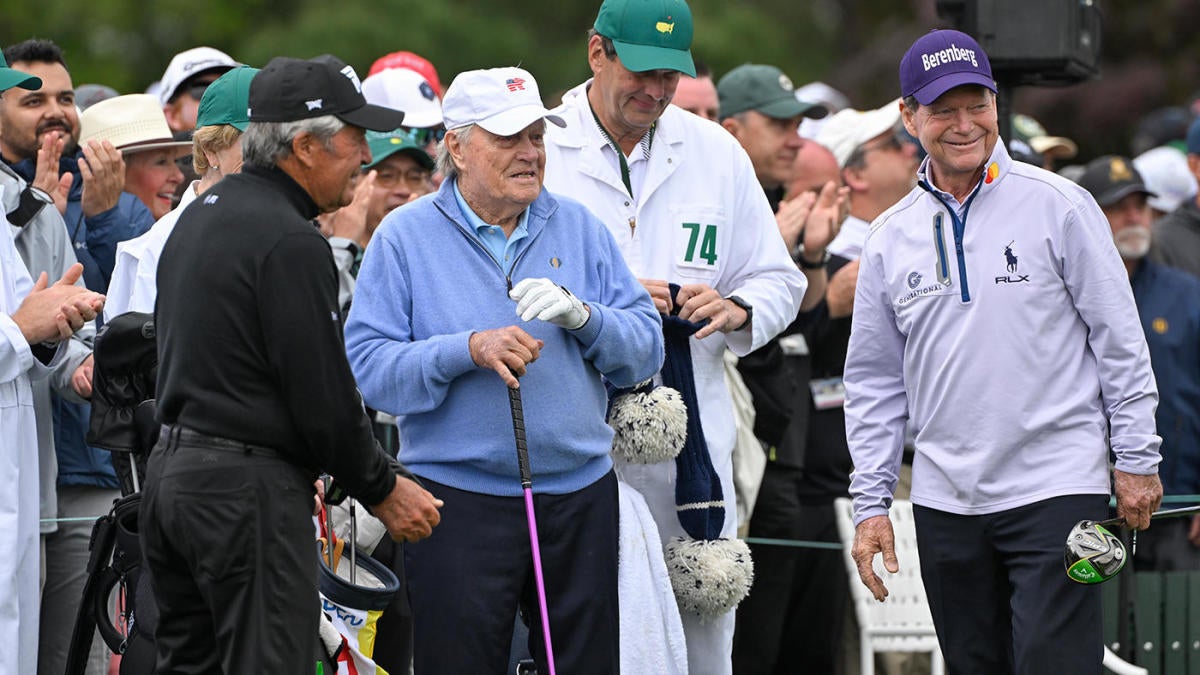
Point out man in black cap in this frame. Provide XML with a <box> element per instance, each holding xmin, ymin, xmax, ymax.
<box><xmin>141</xmin><ymin>54</ymin><xmax>443</xmax><ymax>673</ymax></box>
<box><xmin>1079</xmin><ymin>155</ymin><xmax>1200</xmax><ymax>573</ymax></box>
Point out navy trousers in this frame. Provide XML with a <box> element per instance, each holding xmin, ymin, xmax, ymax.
<box><xmin>405</xmin><ymin>471</ymin><xmax>619</xmax><ymax>674</ymax></box>
<box><xmin>913</xmin><ymin>494</ymin><xmax>1108</xmax><ymax>675</ymax></box>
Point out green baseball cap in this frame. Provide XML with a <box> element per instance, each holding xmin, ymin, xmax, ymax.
<box><xmin>0</xmin><ymin>51</ymin><xmax>41</xmax><ymax>93</ymax></box>
<box><xmin>594</xmin><ymin>0</ymin><xmax>696</xmax><ymax>76</ymax></box>
<box><xmin>717</xmin><ymin>64</ymin><xmax>827</xmax><ymax>121</ymax></box>
<box><xmin>197</xmin><ymin>66</ymin><xmax>259</xmax><ymax>131</ymax></box>
<box><xmin>365</xmin><ymin>128</ymin><xmax>435</xmax><ymax>171</ymax></box>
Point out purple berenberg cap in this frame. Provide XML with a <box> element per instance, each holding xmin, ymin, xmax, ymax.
<box><xmin>900</xmin><ymin>29</ymin><xmax>996</xmax><ymax>105</ymax></box>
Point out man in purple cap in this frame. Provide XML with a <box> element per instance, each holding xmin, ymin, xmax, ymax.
<box><xmin>843</xmin><ymin>29</ymin><xmax>1162</xmax><ymax>672</ymax></box>
<box><xmin>142</xmin><ymin>54</ymin><xmax>443</xmax><ymax>673</ymax></box>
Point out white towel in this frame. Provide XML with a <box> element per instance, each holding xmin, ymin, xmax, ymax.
<box><xmin>619</xmin><ymin>480</ymin><xmax>689</xmax><ymax>674</ymax></box>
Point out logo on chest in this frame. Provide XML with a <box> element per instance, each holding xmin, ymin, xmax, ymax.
<box><xmin>995</xmin><ymin>240</ymin><xmax>1030</xmax><ymax>284</ymax></box>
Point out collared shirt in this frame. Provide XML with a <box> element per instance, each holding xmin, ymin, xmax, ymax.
<box><xmin>452</xmin><ymin>181</ymin><xmax>529</xmax><ymax>274</ymax></box>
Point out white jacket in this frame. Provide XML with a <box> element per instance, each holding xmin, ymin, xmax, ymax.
<box><xmin>845</xmin><ymin>142</ymin><xmax>1161</xmax><ymax>524</ymax></box>
<box><xmin>0</xmin><ymin>189</ymin><xmax>61</xmax><ymax>673</ymax></box>
<box><xmin>545</xmin><ymin>82</ymin><xmax>805</xmax><ymax>675</ymax></box>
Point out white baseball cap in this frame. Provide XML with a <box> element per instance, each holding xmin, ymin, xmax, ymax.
<box><xmin>362</xmin><ymin>68</ymin><xmax>444</xmax><ymax>129</ymax></box>
<box><xmin>816</xmin><ymin>99</ymin><xmax>903</xmax><ymax>168</ymax></box>
<box><xmin>441</xmin><ymin>67</ymin><xmax>564</xmax><ymax>136</ymax></box>
<box><xmin>157</xmin><ymin>46</ymin><xmax>238</xmax><ymax>106</ymax></box>
<box><xmin>1133</xmin><ymin>145</ymin><xmax>1199</xmax><ymax>213</ymax></box>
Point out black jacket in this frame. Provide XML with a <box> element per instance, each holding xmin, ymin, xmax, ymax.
<box><xmin>155</xmin><ymin>165</ymin><xmax>401</xmax><ymax>505</ymax></box>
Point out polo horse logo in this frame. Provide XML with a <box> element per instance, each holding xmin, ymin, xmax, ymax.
<box><xmin>1004</xmin><ymin>241</ymin><xmax>1018</xmax><ymax>273</ymax></box>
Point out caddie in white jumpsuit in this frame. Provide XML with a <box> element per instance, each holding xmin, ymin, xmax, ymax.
<box><xmin>544</xmin><ymin>1</ymin><xmax>805</xmax><ymax>671</ymax></box>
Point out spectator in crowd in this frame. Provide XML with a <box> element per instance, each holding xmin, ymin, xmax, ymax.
<box><xmin>0</xmin><ymin>41</ymin><xmax>152</xmax><ymax>675</ymax></box>
<box><xmin>1078</xmin><ymin>155</ymin><xmax>1200</xmax><ymax>572</ymax></box>
<box><xmin>544</xmin><ymin>1</ymin><xmax>807</xmax><ymax>671</ymax></box>
<box><xmin>672</xmin><ymin>60</ymin><xmax>718</xmax><ymax>122</ymax></box>
<box><xmin>795</xmin><ymin>81</ymin><xmax>850</xmax><ymax>140</ymax></box>
<box><xmin>362</xmin><ymin>66</ymin><xmax>445</xmax><ymax>160</ymax></box>
<box><xmin>0</xmin><ymin>51</ymin><xmax>105</xmax><ymax>675</ymax></box>
<box><xmin>73</xmin><ymin>83</ymin><xmax>117</xmax><ymax>110</ymax></box>
<box><xmin>368</xmin><ymin>50</ymin><xmax>444</xmax><ymax>99</ymax></box>
<box><xmin>817</xmin><ymin>99</ymin><xmax>919</xmax><ymax>261</ymax></box>
<box><xmin>156</xmin><ymin>46</ymin><xmax>238</xmax><ymax>134</ymax></box>
<box><xmin>105</xmin><ymin>66</ymin><xmax>257</xmax><ymax>320</ymax></box>
<box><xmin>845</xmin><ymin>29</ymin><xmax>1161</xmax><ymax>673</ymax></box>
<box><xmin>0</xmin><ymin>227</ymin><xmax>103</xmax><ymax>675</ymax></box>
<box><xmin>1150</xmin><ymin>118</ymin><xmax>1200</xmax><ymax>278</ymax></box>
<box><xmin>0</xmin><ymin>39</ymin><xmax>156</xmax><ymax>293</ymax></box>
<box><xmin>1134</xmin><ymin>145</ymin><xmax>1198</xmax><ymax>221</ymax></box>
<box><xmin>722</xmin><ymin>116</ymin><xmax>848</xmax><ymax>672</ymax></box>
<box><xmin>0</xmin><ymin>58</ymin><xmax>104</xmax><ymax>675</ymax></box>
<box><xmin>1011</xmin><ymin>113</ymin><xmax>1077</xmax><ymax>171</ymax></box>
<box><xmin>79</xmin><ymin>94</ymin><xmax>191</xmax><ymax>221</ymax></box>
<box><xmin>143</xmin><ymin>54</ymin><xmax>442</xmax><ymax>672</ymax></box>
<box><xmin>345</xmin><ymin>66</ymin><xmax>663</xmax><ymax>674</ymax></box>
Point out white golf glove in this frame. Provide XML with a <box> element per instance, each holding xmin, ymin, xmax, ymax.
<box><xmin>509</xmin><ymin>277</ymin><xmax>590</xmax><ymax>330</ymax></box>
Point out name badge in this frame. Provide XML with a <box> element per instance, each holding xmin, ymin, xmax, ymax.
<box><xmin>810</xmin><ymin>377</ymin><xmax>845</xmax><ymax>410</ymax></box>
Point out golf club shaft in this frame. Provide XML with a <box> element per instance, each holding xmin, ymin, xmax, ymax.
<box><xmin>508</xmin><ymin>381</ymin><xmax>557</xmax><ymax>675</ymax></box>
<box><xmin>1098</xmin><ymin>503</ymin><xmax>1200</xmax><ymax>528</ymax></box>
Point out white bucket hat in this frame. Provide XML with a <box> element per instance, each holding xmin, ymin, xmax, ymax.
<box><xmin>79</xmin><ymin>94</ymin><xmax>193</xmax><ymax>155</ymax></box>
<box><xmin>441</xmin><ymin>67</ymin><xmax>564</xmax><ymax>136</ymax></box>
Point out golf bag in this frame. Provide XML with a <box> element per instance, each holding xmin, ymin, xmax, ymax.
<box><xmin>67</xmin><ymin>311</ymin><xmax>160</xmax><ymax>675</ymax></box>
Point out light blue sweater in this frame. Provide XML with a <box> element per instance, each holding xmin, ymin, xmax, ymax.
<box><xmin>345</xmin><ymin>178</ymin><xmax>663</xmax><ymax>496</ymax></box>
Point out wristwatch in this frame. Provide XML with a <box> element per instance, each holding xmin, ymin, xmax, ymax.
<box><xmin>725</xmin><ymin>295</ymin><xmax>753</xmax><ymax>331</ymax></box>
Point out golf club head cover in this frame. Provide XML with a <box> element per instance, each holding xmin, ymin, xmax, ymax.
<box><xmin>664</xmin><ymin>536</ymin><xmax>754</xmax><ymax>618</ymax></box>
<box><xmin>660</xmin><ymin>283</ymin><xmax>725</xmax><ymax>542</ymax></box>
<box><xmin>605</xmin><ymin>379</ymin><xmax>687</xmax><ymax>464</ymax></box>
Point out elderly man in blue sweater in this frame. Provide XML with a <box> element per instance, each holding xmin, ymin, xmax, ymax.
<box><xmin>345</xmin><ymin>67</ymin><xmax>663</xmax><ymax>675</ymax></box>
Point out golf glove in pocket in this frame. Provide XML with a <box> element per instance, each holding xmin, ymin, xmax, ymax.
<box><xmin>510</xmin><ymin>277</ymin><xmax>589</xmax><ymax>330</ymax></box>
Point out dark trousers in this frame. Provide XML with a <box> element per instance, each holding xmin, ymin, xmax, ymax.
<box><xmin>732</xmin><ymin>464</ymin><xmax>847</xmax><ymax>674</ymax></box>
<box><xmin>140</xmin><ymin>426</ymin><xmax>319</xmax><ymax>674</ymax></box>
<box><xmin>405</xmin><ymin>471</ymin><xmax>619</xmax><ymax>675</ymax></box>
<box><xmin>913</xmin><ymin>494</ymin><xmax>1107</xmax><ymax>675</ymax></box>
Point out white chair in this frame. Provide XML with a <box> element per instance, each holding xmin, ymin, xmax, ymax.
<box><xmin>834</xmin><ymin>497</ymin><xmax>1149</xmax><ymax>675</ymax></box>
<box><xmin>833</xmin><ymin>497</ymin><xmax>945</xmax><ymax>675</ymax></box>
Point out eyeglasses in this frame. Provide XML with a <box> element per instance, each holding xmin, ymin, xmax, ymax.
<box><xmin>858</xmin><ymin>130</ymin><xmax>906</xmax><ymax>155</ymax></box>
<box><xmin>845</xmin><ymin>129</ymin><xmax>909</xmax><ymax>168</ymax></box>
<box><xmin>410</xmin><ymin>126</ymin><xmax>446</xmax><ymax>146</ymax></box>
<box><xmin>372</xmin><ymin>166</ymin><xmax>432</xmax><ymax>189</ymax></box>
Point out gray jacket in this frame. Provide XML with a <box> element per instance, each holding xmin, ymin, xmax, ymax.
<box><xmin>1</xmin><ymin>163</ymin><xmax>94</xmax><ymax>533</ymax></box>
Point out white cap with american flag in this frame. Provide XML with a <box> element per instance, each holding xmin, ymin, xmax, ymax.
<box><xmin>441</xmin><ymin>66</ymin><xmax>565</xmax><ymax>136</ymax></box>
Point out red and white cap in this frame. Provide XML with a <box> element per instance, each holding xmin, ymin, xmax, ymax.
<box><xmin>440</xmin><ymin>67</ymin><xmax>565</xmax><ymax>136</ymax></box>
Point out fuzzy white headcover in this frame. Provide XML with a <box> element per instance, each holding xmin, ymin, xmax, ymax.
<box><xmin>608</xmin><ymin>385</ymin><xmax>688</xmax><ymax>464</ymax></box>
<box><xmin>663</xmin><ymin>536</ymin><xmax>754</xmax><ymax>618</ymax></box>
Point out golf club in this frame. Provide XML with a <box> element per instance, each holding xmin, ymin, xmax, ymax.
<box><xmin>1065</xmin><ymin>504</ymin><xmax>1200</xmax><ymax>584</ymax></box>
<box><xmin>508</xmin><ymin>378</ymin><xmax>557</xmax><ymax>675</ymax></box>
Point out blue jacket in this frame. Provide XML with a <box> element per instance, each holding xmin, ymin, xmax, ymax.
<box><xmin>1132</xmin><ymin>259</ymin><xmax>1200</xmax><ymax>497</ymax></box>
<box><xmin>345</xmin><ymin>179</ymin><xmax>663</xmax><ymax>497</ymax></box>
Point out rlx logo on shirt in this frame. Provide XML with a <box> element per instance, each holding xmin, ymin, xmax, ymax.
<box><xmin>995</xmin><ymin>240</ymin><xmax>1030</xmax><ymax>284</ymax></box>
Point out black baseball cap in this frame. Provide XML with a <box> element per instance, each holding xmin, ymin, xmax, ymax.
<box><xmin>1077</xmin><ymin>155</ymin><xmax>1156</xmax><ymax>208</ymax></box>
<box><xmin>248</xmin><ymin>54</ymin><xmax>404</xmax><ymax>131</ymax></box>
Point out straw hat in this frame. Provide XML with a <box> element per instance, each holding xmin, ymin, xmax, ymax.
<box><xmin>79</xmin><ymin>94</ymin><xmax>192</xmax><ymax>155</ymax></box>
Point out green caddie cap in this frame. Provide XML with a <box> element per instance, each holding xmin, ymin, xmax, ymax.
<box><xmin>717</xmin><ymin>64</ymin><xmax>827</xmax><ymax>121</ymax></box>
<box><xmin>0</xmin><ymin>51</ymin><xmax>42</xmax><ymax>93</ymax></box>
<box><xmin>594</xmin><ymin>0</ymin><xmax>696</xmax><ymax>76</ymax></box>
<box><xmin>197</xmin><ymin>66</ymin><xmax>259</xmax><ymax>131</ymax></box>
<box><xmin>365</xmin><ymin>128</ymin><xmax>435</xmax><ymax>171</ymax></box>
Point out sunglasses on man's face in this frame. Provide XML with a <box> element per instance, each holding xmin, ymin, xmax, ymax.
<box><xmin>183</xmin><ymin>79</ymin><xmax>219</xmax><ymax>101</ymax></box>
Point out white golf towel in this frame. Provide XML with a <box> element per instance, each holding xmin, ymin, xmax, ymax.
<box><xmin>618</xmin><ymin>480</ymin><xmax>688</xmax><ymax>675</ymax></box>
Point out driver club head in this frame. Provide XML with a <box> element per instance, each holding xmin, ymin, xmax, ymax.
<box><xmin>1065</xmin><ymin>520</ymin><xmax>1126</xmax><ymax>584</ymax></box>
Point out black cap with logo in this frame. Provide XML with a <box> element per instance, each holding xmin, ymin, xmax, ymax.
<box><xmin>1077</xmin><ymin>155</ymin><xmax>1156</xmax><ymax>208</ymax></box>
<box><xmin>248</xmin><ymin>54</ymin><xmax>405</xmax><ymax>131</ymax></box>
